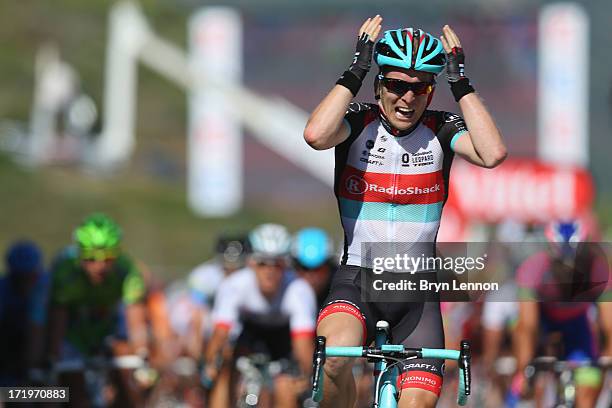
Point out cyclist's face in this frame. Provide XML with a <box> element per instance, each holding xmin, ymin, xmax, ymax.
<box><xmin>298</xmin><ymin>265</ymin><xmax>330</xmax><ymax>295</ymax></box>
<box><xmin>378</xmin><ymin>68</ymin><xmax>434</xmax><ymax>131</ymax></box>
<box><xmin>81</xmin><ymin>258</ymin><xmax>115</xmax><ymax>284</ymax></box>
<box><xmin>252</xmin><ymin>258</ymin><xmax>285</xmax><ymax>298</ymax></box>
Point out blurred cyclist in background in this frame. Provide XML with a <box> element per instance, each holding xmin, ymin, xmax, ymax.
<box><xmin>166</xmin><ymin>235</ymin><xmax>250</xmax><ymax>359</ymax></box>
<box><xmin>204</xmin><ymin>223</ymin><xmax>317</xmax><ymax>408</ymax></box>
<box><xmin>0</xmin><ymin>240</ymin><xmax>48</xmax><ymax>386</ymax></box>
<box><xmin>291</xmin><ymin>227</ymin><xmax>335</xmax><ymax>308</ymax></box>
<box><xmin>46</xmin><ymin>213</ymin><xmax>149</xmax><ymax>407</ymax></box>
<box><xmin>513</xmin><ymin>218</ymin><xmax>612</xmax><ymax>407</ymax></box>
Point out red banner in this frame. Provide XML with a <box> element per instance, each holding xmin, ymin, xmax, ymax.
<box><xmin>445</xmin><ymin>158</ymin><xmax>594</xmax><ymax>223</ymax></box>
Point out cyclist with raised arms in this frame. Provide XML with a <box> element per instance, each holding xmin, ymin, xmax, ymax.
<box><xmin>304</xmin><ymin>16</ymin><xmax>506</xmax><ymax>407</ymax></box>
<box><xmin>204</xmin><ymin>224</ymin><xmax>317</xmax><ymax>407</ymax></box>
<box><xmin>47</xmin><ymin>213</ymin><xmax>149</xmax><ymax>407</ymax></box>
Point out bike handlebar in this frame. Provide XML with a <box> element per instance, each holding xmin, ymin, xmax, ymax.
<box><xmin>311</xmin><ymin>337</ymin><xmax>471</xmax><ymax>405</ymax></box>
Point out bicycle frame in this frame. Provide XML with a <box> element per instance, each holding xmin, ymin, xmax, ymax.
<box><xmin>311</xmin><ymin>320</ymin><xmax>470</xmax><ymax>407</ymax></box>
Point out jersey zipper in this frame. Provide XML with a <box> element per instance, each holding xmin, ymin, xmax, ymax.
<box><xmin>388</xmin><ymin>136</ymin><xmax>400</xmax><ymax>242</ymax></box>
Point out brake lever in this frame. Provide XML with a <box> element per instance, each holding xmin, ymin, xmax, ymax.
<box><xmin>460</xmin><ymin>340</ymin><xmax>471</xmax><ymax>395</ymax></box>
<box><xmin>312</xmin><ymin>336</ymin><xmax>326</xmax><ymax>393</ymax></box>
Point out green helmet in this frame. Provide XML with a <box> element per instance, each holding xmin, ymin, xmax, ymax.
<box><xmin>73</xmin><ymin>213</ymin><xmax>122</xmax><ymax>260</ymax></box>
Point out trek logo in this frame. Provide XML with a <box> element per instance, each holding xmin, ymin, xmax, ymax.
<box><xmin>345</xmin><ymin>175</ymin><xmax>369</xmax><ymax>194</ymax></box>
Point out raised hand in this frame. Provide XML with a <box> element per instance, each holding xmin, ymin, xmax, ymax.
<box><xmin>348</xmin><ymin>15</ymin><xmax>383</xmax><ymax>81</ymax></box>
<box><xmin>440</xmin><ymin>25</ymin><xmax>465</xmax><ymax>83</ymax></box>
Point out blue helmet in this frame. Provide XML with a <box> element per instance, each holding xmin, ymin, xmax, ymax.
<box><xmin>292</xmin><ymin>228</ymin><xmax>332</xmax><ymax>270</ymax></box>
<box><xmin>545</xmin><ymin>219</ymin><xmax>588</xmax><ymax>260</ymax></box>
<box><xmin>374</xmin><ymin>28</ymin><xmax>446</xmax><ymax>74</ymax></box>
<box><xmin>545</xmin><ymin>220</ymin><xmax>587</xmax><ymax>245</ymax></box>
<box><xmin>5</xmin><ymin>240</ymin><xmax>43</xmax><ymax>275</ymax></box>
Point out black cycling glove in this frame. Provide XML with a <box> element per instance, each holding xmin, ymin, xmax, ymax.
<box><xmin>446</xmin><ymin>46</ymin><xmax>475</xmax><ymax>102</ymax></box>
<box><xmin>446</xmin><ymin>46</ymin><xmax>465</xmax><ymax>82</ymax></box>
<box><xmin>349</xmin><ymin>32</ymin><xmax>375</xmax><ymax>81</ymax></box>
<box><xmin>337</xmin><ymin>32</ymin><xmax>375</xmax><ymax>96</ymax></box>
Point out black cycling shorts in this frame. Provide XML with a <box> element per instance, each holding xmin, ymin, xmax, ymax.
<box><xmin>317</xmin><ymin>265</ymin><xmax>445</xmax><ymax>395</ymax></box>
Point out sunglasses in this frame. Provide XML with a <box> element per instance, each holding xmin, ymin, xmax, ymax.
<box><xmin>378</xmin><ymin>75</ymin><xmax>436</xmax><ymax>96</ymax></box>
<box><xmin>79</xmin><ymin>247</ymin><xmax>119</xmax><ymax>262</ymax></box>
<box><xmin>81</xmin><ymin>257</ymin><xmax>116</xmax><ymax>263</ymax></box>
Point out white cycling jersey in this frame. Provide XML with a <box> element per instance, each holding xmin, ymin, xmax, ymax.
<box><xmin>481</xmin><ymin>282</ymin><xmax>518</xmax><ymax>330</ymax></box>
<box><xmin>164</xmin><ymin>261</ymin><xmax>226</xmax><ymax>339</ymax></box>
<box><xmin>188</xmin><ymin>261</ymin><xmax>225</xmax><ymax>306</ymax></box>
<box><xmin>336</xmin><ymin>103</ymin><xmax>467</xmax><ymax>268</ymax></box>
<box><xmin>212</xmin><ymin>267</ymin><xmax>317</xmax><ymax>338</ymax></box>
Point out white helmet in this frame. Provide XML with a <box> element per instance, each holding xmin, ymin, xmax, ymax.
<box><xmin>249</xmin><ymin>223</ymin><xmax>291</xmax><ymax>259</ymax></box>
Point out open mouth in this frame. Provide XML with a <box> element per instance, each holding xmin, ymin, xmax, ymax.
<box><xmin>395</xmin><ymin>106</ymin><xmax>415</xmax><ymax>121</ymax></box>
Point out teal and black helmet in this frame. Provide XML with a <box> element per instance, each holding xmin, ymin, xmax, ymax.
<box><xmin>73</xmin><ymin>213</ymin><xmax>122</xmax><ymax>260</ymax></box>
<box><xmin>374</xmin><ymin>28</ymin><xmax>446</xmax><ymax>74</ymax></box>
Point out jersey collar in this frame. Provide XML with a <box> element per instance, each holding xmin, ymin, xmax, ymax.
<box><xmin>379</xmin><ymin>110</ymin><xmax>422</xmax><ymax>137</ymax></box>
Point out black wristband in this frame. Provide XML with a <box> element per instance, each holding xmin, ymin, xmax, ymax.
<box><xmin>450</xmin><ymin>78</ymin><xmax>475</xmax><ymax>102</ymax></box>
<box><xmin>336</xmin><ymin>70</ymin><xmax>362</xmax><ymax>97</ymax></box>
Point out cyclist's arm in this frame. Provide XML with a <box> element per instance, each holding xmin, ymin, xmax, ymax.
<box><xmin>27</xmin><ymin>277</ymin><xmax>50</xmax><ymax>369</ymax></box>
<box><xmin>292</xmin><ymin>336</ymin><xmax>314</xmax><ymax>376</ymax></box>
<box><xmin>27</xmin><ymin>324</ymin><xmax>46</xmax><ymax>370</ymax></box>
<box><xmin>285</xmin><ymin>279</ymin><xmax>317</xmax><ymax>375</ymax></box>
<box><xmin>204</xmin><ymin>325</ymin><xmax>230</xmax><ymax>373</ymax></box>
<box><xmin>46</xmin><ymin>264</ymin><xmax>70</xmax><ymax>362</ymax></box>
<box><xmin>452</xmin><ymin>94</ymin><xmax>507</xmax><ymax>168</ymax></box>
<box><xmin>47</xmin><ymin>305</ymin><xmax>68</xmax><ymax>361</ymax></box>
<box><xmin>598</xmin><ymin>301</ymin><xmax>612</xmax><ymax>357</ymax></box>
<box><xmin>304</xmin><ymin>16</ymin><xmax>381</xmax><ymax>150</ymax></box>
<box><xmin>440</xmin><ymin>25</ymin><xmax>506</xmax><ymax>168</ymax></box>
<box><xmin>121</xmin><ymin>257</ymin><xmax>149</xmax><ymax>356</ymax></box>
<box><xmin>303</xmin><ymin>86</ymin><xmax>352</xmax><ymax>150</ymax></box>
<box><xmin>205</xmin><ymin>275</ymin><xmax>241</xmax><ymax>373</ymax></box>
<box><xmin>188</xmin><ymin>307</ymin><xmax>207</xmax><ymax>360</ymax></box>
<box><xmin>125</xmin><ymin>302</ymin><xmax>148</xmax><ymax>356</ymax></box>
<box><xmin>514</xmin><ymin>301</ymin><xmax>538</xmax><ymax>374</ymax></box>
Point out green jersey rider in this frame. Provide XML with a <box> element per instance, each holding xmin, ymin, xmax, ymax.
<box><xmin>47</xmin><ymin>213</ymin><xmax>149</xmax><ymax>407</ymax></box>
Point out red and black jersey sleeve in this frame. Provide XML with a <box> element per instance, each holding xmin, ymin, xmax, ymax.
<box><xmin>334</xmin><ymin>103</ymin><xmax>379</xmax><ymax>193</ymax></box>
<box><xmin>422</xmin><ymin>110</ymin><xmax>468</xmax><ymax>206</ymax></box>
<box><xmin>342</xmin><ymin>103</ymin><xmax>379</xmax><ymax>142</ymax></box>
<box><xmin>422</xmin><ymin>110</ymin><xmax>468</xmax><ymax>153</ymax></box>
